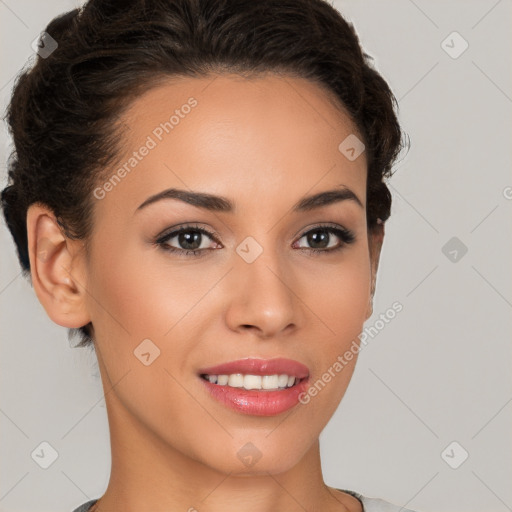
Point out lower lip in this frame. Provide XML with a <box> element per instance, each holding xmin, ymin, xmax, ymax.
<box><xmin>199</xmin><ymin>375</ymin><xmax>310</xmax><ymax>416</ymax></box>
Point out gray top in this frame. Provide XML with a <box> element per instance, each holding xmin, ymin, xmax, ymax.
<box><xmin>71</xmin><ymin>489</ymin><xmax>418</xmax><ymax>512</ymax></box>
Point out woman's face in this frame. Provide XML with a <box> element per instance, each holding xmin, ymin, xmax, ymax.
<box><xmin>77</xmin><ymin>73</ymin><xmax>379</xmax><ymax>474</ymax></box>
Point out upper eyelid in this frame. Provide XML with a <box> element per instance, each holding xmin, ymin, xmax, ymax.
<box><xmin>297</xmin><ymin>222</ymin><xmax>351</xmax><ymax>236</ymax></box>
<box><xmin>156</xmin><ymin>224</ymin><xmax>219</xmax><ymax>241</ymax></box>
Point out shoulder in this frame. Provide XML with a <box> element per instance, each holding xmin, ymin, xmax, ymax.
<box><xmin>359</xmin><ymin>495</ymin><xmax>418</xmax><ymax>512</ymax></box>
<box><xmin>71</xmin><ymin>499</ymin><xmax>98</xmax><ymax>512</ymax></box>
<box><xmin>338</xmin><ymin>489</ymin><xmax>419</xmax><ymax>512</ymax></box>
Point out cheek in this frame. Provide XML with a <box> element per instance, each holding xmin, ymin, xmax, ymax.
<box><xmin>88</xmin><ymin>234</ymin><xmax>371</xmax><ymax>362</ymax></box>
<box><xmin>302</xmin><ymin>249</ymin><xmax>371</xmax><ymax>340</ymax></box>
<box><xmin>87</xmin><ymin>240</ymin><xmax>193</xmax><ymax>341</ymax></box>
<box><xmin>298</xmin><ymin>247</ymin><xmax>371</xmax><ymax>400</ymax></box>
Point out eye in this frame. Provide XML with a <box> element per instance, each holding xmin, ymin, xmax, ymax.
<box><xmin>293</xmin><ymin>224</ymin><xmax>356</xmax><ymax>255</ymax></box>
<box><xmin>154</xmin><ymin>223</ymin><xmax>356</xmax><ymax>258</ymax></box>
<box><xmin>155</xmin><ymin>224</ymin><xmax>221</xmax><ymax>257</ymax></box>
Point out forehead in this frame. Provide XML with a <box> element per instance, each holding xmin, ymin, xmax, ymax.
<box><xmin>95</xmin><ymin>73</ymin><xmax>367</xmax><ymax>217</ymax></box>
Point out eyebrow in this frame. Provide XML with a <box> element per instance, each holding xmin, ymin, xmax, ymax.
<box><xmin>135</xmin><ymin>185</ymin><xmax>363</xmax><ymax>214</ymax></box>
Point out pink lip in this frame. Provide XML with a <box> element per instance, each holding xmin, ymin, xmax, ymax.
<box><xmin>197</xmin><ymin>358</ymin><xmax>310</xmax><ymax>416</ymax></box>
<box><xmin>199</xmin><ymin>375</ymin><xmax>310</xmax><ymax>416</ymax></box>
<box><xmin>197</xmin><ymin>357</ymin><xmax>310</xmax><ymax>379</ymax></box>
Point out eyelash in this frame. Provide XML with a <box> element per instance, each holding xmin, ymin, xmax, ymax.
<box><xmin>154</xmin><ymin>223</ymin><xmax>356</xmax><ymax>258</ymax></box>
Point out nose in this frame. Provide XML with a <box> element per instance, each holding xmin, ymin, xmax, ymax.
<box><xmin>224</xmin><ymin>247</ymin><xmax>299</xmax><ymax>339</ymax></box>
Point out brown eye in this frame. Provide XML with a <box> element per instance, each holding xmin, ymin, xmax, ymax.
<box><xmin>294</xmin><ymin>225</ymin><xmax>355</xmax><ymax>255</ymax></box>
<box><xmin>155</xmin><ymin>225</ymin><xmax>220</xmax><ymax>257</ymax></box>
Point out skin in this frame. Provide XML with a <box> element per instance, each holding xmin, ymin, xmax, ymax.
<box><xmin>27</xmin><ymin>73</ymin><xmax>385</xmax><ymax>512</ymax></box>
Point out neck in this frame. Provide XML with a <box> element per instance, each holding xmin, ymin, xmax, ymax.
<box><xmin>90</xmin><ymin>387</ymin><xmax>360</xmax><ymax>512</ymax></box>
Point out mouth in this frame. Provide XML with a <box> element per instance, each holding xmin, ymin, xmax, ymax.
<box><xmin>196</xmin><ymin>358</ymin><xmax>311</xmax><ymax>416</ymax></box>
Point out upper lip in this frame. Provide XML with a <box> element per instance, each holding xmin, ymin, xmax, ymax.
<box><xmin>198</xmin><ymin>358</ymin><xmax>310</xmax><ymax>379</ymax></box>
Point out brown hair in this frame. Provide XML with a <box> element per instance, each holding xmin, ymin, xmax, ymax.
<box><xmin>1</xmin><ymin>0</ymin><xmax>407</xmax><ymax>348</ymax></box>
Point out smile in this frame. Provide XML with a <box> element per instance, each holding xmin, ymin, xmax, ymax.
<box><xmin>200</xmin><ymin>373</ymin><xmax>303</xmax><ymax>391</ymax></box>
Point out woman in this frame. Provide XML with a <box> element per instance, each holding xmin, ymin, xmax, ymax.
<box><xmin>1</xmin><ymin>0</ymin><xmax>412</xmax><ymax>510</ymax></box>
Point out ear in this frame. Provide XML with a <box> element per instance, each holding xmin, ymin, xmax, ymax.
<box><xmin>365</xmin><ymin>220</ymin><xmax>385</xmax><ymax>320</ymax></box>
<box><xmin>26</xmin><ymin>203</ymin><xmax>91</xmax><ymax>329</ymax></box>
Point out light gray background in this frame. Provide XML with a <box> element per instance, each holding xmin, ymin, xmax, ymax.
<box><xmin>1</xmin><ymin>1</ymin><xmax>511</xmax><ymax>511</ymax></box>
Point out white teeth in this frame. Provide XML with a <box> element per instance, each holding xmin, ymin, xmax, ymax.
<box><xmin>202</xmin><ymin>373</ymin><xmax>298</xmax><ymax>391</ymax></box>
<box><xmin>228</xmin><ymin>374</ymin><xmax>244</xmax><ymax>387</ymax></box>
<box><xmin>277</xmin><ymin>374</ymin><xmax>289</xmax><ymax>387</ymax></box>
<box><xmin>217</xmin><ymin>374</ymin><xmax>229</xmax><ymax>385</ymax></box>
<box><xmin>244</xmin><ymin>374</ymin><xmax>262</xmax><ymax>390</ymax></box>
<box><xmin>262</xmin><ymin>375</ymin><xmax>279</xmax><ymax>389</ymax></box>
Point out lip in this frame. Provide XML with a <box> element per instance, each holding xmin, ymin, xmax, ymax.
<box><xmin>199</xmin><ymin>374</ymin><xmax>310</xmax><ymax>416</ymax></box>
<box><xmin>197</xmin><ymin>357</ymin><xmax>310</xmax><ymax>379</ymax></box>
<box><xmin>197</xmin><ymin>357</ymin><xmax>310</xmax><ymax>417</ymax></box>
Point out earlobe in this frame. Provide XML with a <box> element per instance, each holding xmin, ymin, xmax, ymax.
<box><xmin>26</xmin><ymin>203</ymin><xmax>91</xmax><ymax>329</ymax></box>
